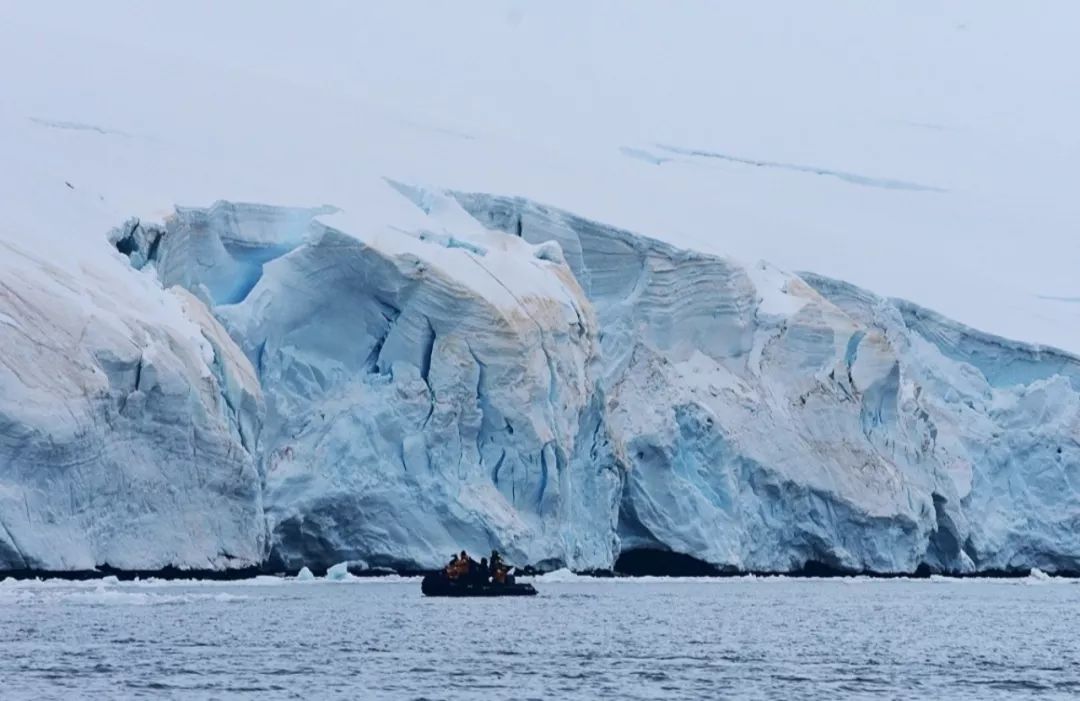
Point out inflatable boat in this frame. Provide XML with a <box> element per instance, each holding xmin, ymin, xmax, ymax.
<box><xmin>421</xmin><ymin>572</ymin><xmax>538</xmax><ymax>597</ymax></box>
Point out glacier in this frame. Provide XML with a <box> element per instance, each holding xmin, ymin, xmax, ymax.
<box><xmin>2</xmin><ymin>1</ymin><xmax>1080</xmax><ymax>577</ymax></box>
<box><xmin>0</xmin><ymin>239</ymin><xmax>264</xmax><ymax>571</ymax></box>
<box><xmin>7</xmin><ymin>185</ymin><xmax>1069</xmax><ymax>575</ymax></box>
<box><xmin>108</xmin><ymin>196</ymin><xmax>618</xmax><ymax>572</ymax></box>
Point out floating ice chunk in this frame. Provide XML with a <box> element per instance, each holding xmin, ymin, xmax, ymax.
<box><xmin>326</xmin><ymin>562</ymin><xmax>353</xmax><ymax>581</ymax></box>
<box><xmin>1028</xmin><ymin>568</ymin><xmax>1052</xmax><ymax>582</ymax></box>
<box><xmin>534</xmin><ymin>568</ymin><xmax>585</xmax><ymax>583</ymax></box>
<box><xmin>296</xmin><ymin>566</ymin><xmax>315</xmax><ymax>581</ymax></box>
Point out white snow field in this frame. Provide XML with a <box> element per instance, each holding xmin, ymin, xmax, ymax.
<box><xmin>1</xmin><ymin>2</ymin><xmax>1078</xmax><ymax>573</ymax></box>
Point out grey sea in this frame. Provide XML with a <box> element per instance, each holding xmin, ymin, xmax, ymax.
<box><xmin>2</xmin><ymin>573</ymin><xmax>1078</xmax><ymax>700</ymax></box>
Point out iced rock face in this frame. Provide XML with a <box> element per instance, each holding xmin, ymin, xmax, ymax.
<box><xmin>133</xmin><ymin>198</ymin><xmax>620</xmax><ymax>571</ymax></box>
<box><xmin>455</xmin><ymin>193</ymin><xmax>1080</xmax><ymax>574</ymax></box>
<box><xmin>0</xmin><ymin>241</ymin><xmax>264</xmax><ymax>571</ymax></box>
<box><xmin>803</xmin><ymin>275</ymin><xmax>1080</xmax><ymax>573</ymax></box>
<box><xmin>101</xmin><ymin>190</ymin><xmax>1080</xmax><ymax>575</ymax></box>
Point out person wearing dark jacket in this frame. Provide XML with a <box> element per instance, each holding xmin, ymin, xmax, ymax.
<box><xmin>490</xmin><ymin>550</ymin><xmax>507</xmax><ymax>584</ymax></box>
<box><xmin>477</xmin><ymin>557</ymin><xmax>490</xmax><ymax>584</ymax></box>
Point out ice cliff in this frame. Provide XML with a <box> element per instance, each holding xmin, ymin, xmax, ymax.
<box><xmin>0</xmin><ymin>240</ymin><xmax>264</xmax><ymax>571</ymax></box>
<box><xmin>3</xmin><ymin>187</ymin><xmax>1079</xmax><ymax>575</ymax></box>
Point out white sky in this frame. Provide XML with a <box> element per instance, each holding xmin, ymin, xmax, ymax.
<box><xmin>2</xmin><ymin>1</ymin><xmax>1078</xmax><ymax>350</ymax></box>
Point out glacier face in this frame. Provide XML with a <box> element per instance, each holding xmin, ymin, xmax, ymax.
<box><xmin>0</xmin><ymin>240</ymin><xmax>265</xmax><ymax>571</ymax></box>
<box><xmin>459</xmin><ymin>193</ymin><xmax>1080</xmax><ymax>574</ymax></box>
<box><xmin>5</xmin><ymin>187</ymin><xmax>1080</xmax><ymax>575</ymax></box>
<box><xmin>117</xmin><ymin>198</ymin><xmax>621</xmax><ymax>572</ymax></box>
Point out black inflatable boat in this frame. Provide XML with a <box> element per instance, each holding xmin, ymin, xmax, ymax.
<box><xmin>421</xmin><ymin>572</ymin><xmax>537</xmax><ymax>597</ymax></box>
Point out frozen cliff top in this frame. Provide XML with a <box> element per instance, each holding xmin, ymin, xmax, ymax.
<box><xmin>2</xmin><ymin>1</ymin><xmax>1079</xmax><ymax>352</ymax></box>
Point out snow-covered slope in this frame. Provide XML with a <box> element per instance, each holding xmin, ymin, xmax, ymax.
<box><xmin>1</xmin><ymin>2</ymin><xmax>1078</xmax><ymax>573</ymax></box>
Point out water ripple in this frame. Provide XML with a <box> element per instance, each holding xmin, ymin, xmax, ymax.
<box><xmin>1</xmin><ymin>578</ymin><xmax>1078</xmax><ymax>699</ymax></box>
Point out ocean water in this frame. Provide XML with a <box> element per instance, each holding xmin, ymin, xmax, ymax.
<box><xmin>2</xmin><ymin>574</ymin><xmax>1079</xmax><ymax>700</ymax></box>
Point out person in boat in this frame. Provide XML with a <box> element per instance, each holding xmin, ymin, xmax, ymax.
<box><xmin>457</xmin><ymin>550</ymin><xmax>477</xmax><ymax>580</ymax></box>
<box><xmin>447</xmin><ymin>552</ymin><xmax>472</xmax><ymax>580</ymax></box>
<box><xmin>477</xmin><ymin>557</ymin><xmax>490</xmax><ymax>584</ymax></box>
<box><xmin>445</xmin><ymin>553</ymin><xmax>461</xmax><ymax>579</ymax></box>
<box><xmin>490</xmin><ymin>549</ymin><xmax>508</xmax><ymax>584</ymax></box>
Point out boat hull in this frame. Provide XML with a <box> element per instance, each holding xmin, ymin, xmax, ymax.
<box><xmin>421</xmin><ymin>573</ymin><xmax>537</xmax><ymax>597</ymax></box>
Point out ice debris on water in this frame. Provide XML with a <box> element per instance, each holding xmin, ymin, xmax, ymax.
<box><xmin>326</xmin><ymin>562</ymin><xmax>353</xmax><ymax>581</ymax></box>
<box><xmin>534</xmin><ymin>568</ymin><xmax>586</xmax><ymax>583</ymax></box>
<box><xmin>1027</xmin><ymin>568</ymin><xmax>1052</xmax><ymax>582</ymax></box>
